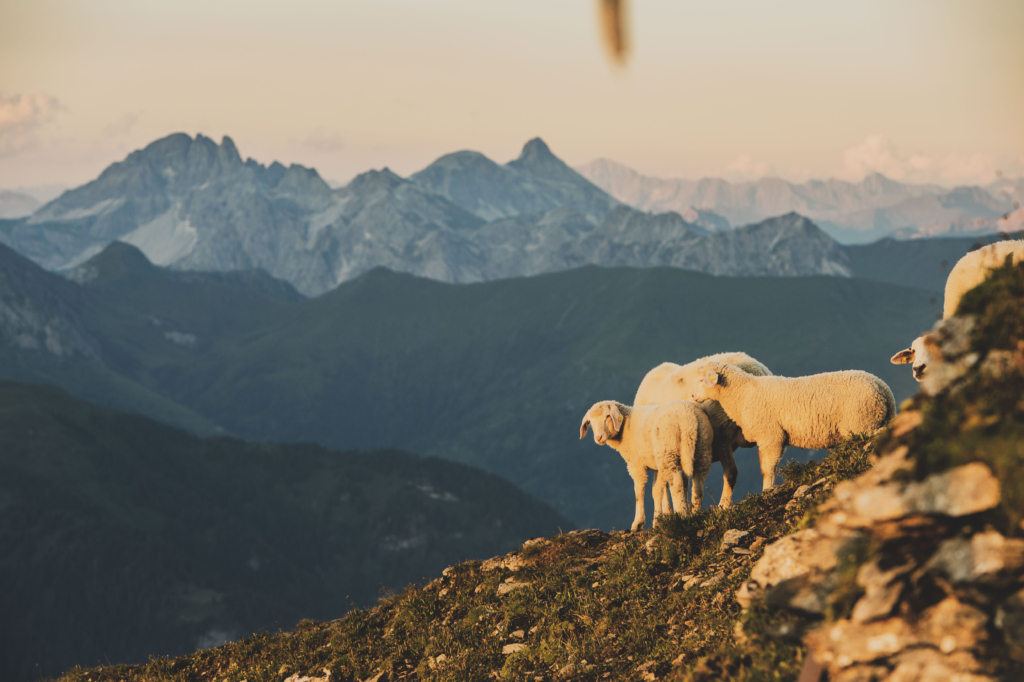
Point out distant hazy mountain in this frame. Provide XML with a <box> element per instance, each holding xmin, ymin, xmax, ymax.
<box><xmin>576</xmin><ymin>158</ymin><xmax>1020</xmax><ymax>243</ymax></box>
<box><xmin>409</xmin><ymin>138</ymin><xmax>620</xmax><ymax>222</ymax></box>
<box><xmin>0</xmin><ymin>189</ymin><xmax>40</xmax><ymax>218</ymax></box>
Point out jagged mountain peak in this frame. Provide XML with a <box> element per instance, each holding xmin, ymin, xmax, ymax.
<box><xmin>740</xmin><ymin>211</ymin><xmax>828</xmax><ymax>237</ymax></box>
<box><xmin>515</xmin><ymin>137</ymin><xmax>555</xmax><ymax>162</ymax></box>
<box><xmin>507</xmin><ymin>137</ymin><xmax>568</xmax><ymax>176</ymax></box>
<box><xmin>347</xmin><ymin>167</ymin><xmax>405</xmax><ymax>194</ymax></box>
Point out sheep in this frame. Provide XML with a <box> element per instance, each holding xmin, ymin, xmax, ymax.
<box><xmin>634</xmin><ymin>352</ymin><xmax>772</xmax><ymax>508</ymax></box>
<box><xmin>691</xmin><ymin>362</ymin><xmax>896</xmax><ymax>490</ymax></box>
<box><xmin>579</xmin><ymin>399</ymin><xmax>712</xmax><ymax>532</ymax></box>
<box><xmin>890</xmin><ymin>335</ymin><xmax>934</xmax><ymax>382</ymax></box>
<box><xmin>892</xmin><ymin>240</ymin><xmax>1024</xmax><ymax>381</ymax></box>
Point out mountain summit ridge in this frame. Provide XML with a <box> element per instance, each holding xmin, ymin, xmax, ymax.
<box><xmin>1</xmin><ymin>133</ymin><xmax>869</xmax><ymax>295</ymax></box>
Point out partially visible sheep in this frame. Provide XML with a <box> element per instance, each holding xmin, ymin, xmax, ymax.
<box><xmin>635</xmin><ymin>352</ymin><xmax>772</xmax><ymax>508</ymax></box>
<box><xmin>890</xmin><ymin>335</ymin><xmax>934</xmax><ymax>382</ymax></box>
<box><xmin>943</xmin><ymin>240</ymin><xmax>1024</xmax><ymax>319</ymax></box>
<box><xmin>580</xmin><ymin>400</ymin><xmax>712</xmax><ymax>532</ymax></box>
<box><xmin>893</xmin><ymin>240</ymin><xmax>1024</xmax><ymax>381</ymax></box>
<box><xmin>691</xmin><ymin>362</ymin><xmax>896</xmax><ymax>490</ymax></box>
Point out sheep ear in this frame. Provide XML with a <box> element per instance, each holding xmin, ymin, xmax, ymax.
<box><xmin>702</xmin><ymin>371</ymin><xmax>719</xmax><ymax>386</ymax></box>
<box><xmin>579</xmin><ymin>418</ymin><xmax>590</xmax><ymax>440</ymax></box>
<box><xmin>891</xmin><ymin>349</ymin><xmax>915</xmax><ymax>365</ymax></box>
<box><xmin>608</xmin><ymin>404</ymin><xmax>624</xmax><ymax>433</ymax></box>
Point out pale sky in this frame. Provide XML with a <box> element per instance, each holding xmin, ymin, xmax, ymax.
<box><xmin>1</xmin><ymin>0</ymin><xmax>1022</xmax><ymax>191</ymax></box>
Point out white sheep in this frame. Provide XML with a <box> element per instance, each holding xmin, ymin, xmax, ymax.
<box><xmin>579</xmin><ymin>399</ymin><xmax>712</xmax><ymax>532</ymax></box>
<box><xmin>691</xmin><ymin>362</ymin><xmax>896</xmax><ymax>490</ymax></box>
<box><xmin>634</xmin><ymin>352</ymin><xmax>772</xmax><ymax>508</ymax></box>
<box><xmin>892</xmin><ymin>240</ymin><xmax>1024</xmax><ymax>380</ymax></box>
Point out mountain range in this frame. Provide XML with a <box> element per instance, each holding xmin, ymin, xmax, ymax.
<box><xmin>0</xmin><ymin>233</ymin><xmax>988</xmax><ymax>530</ymax></box>
<box><xmin>576</xmin><ymin>158</ymin><xmax>1023</xmax><ymax>243</ymax></box>
<box><xmin>3</xmin><ymin>133</ymin><xmax>1018</xmax><ymax>298</ymax></box>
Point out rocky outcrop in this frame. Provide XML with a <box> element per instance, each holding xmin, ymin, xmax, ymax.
<box><xmin>738</xmin><ymin>262</ymin><xmax>1024</xmax><ymax>681</ymax></box>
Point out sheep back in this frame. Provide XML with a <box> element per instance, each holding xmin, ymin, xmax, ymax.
<box><xmin>944</xmin><ymin>240</ymin><xmax>1024</xmax><ymax>319</ymax></box>
<box><xmin>709</xmin><ymin>366</ymin><xmax>896</xmax><ymax>451</ymax></box>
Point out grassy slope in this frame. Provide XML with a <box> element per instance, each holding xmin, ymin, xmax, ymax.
<box><xmin>50</xmin><ymin>436</ymin><xmax>874</xmax><ymax>682</ymax></box>
<box><xmin>0</xmin><ymin>381</ymin><xmax>568</xmax><ymax>682</ymax></box>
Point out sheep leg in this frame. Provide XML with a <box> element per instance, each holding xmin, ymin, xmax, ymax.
<box><xmin>658</xmin><ymin>475</ymin><xmax>672</xmax><ymax>515</ymax></box>
<box><xmin>628</xmin><ymin>466</ymin><xmax>648</xmax><ymax>532</ymax></box>
<box><xmin>691</xmin><ymin>458</ymin><xmax>709</xmax><ymax>512</ymax></box>
<box><xmin>651</xmin><ymin>470</ymin><xmax>667</xmax><ymax>524</ymax></box>
<box><xmin>716</xmin><ymin>441</ymin><xmax>738</xmax><ymax>508</ymax></box>
<box><xmin>759</xmin><ymin>439</ymin><xmax>786</xmax><ymax>490</ymax></box>
<box><xmin>666</xmin><ymin>469</ymin><xmax>690</xmax><ymax>517</ymax></box>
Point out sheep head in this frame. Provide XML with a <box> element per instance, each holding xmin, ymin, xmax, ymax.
<box><xmin>580</xmin><ymin>401</ymin><xmax>625</xmax><ymax>446</ymax></box>
<box><xmin>691</xmin><ymin>364</ymin><xmax>724</xmax><ymax>402</ymax></box>
<box><xmin>891</xmin><ymin>335</ymin><xmax>931</xmax><ymax>382</ymax></box>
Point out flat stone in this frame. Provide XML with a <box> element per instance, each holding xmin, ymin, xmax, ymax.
<box><xmin>850</xmin><ymin>581</ymin><xmax>902</xmax><ymax>625</ymax></box>
<box><xmin>502</xmin><ymin>643</ymin><xmax>527</xmax><ymax>655</ymax></box>
<box><xmin>850</xmin><ymin>558</ymin><xmax>914</xmax><ymax>624</ymax></box>
<box><xmin>700</xmin><ymin>570</ymin><xmax>725</xmax><ymax>588</ymax></box>
<box><xmin>747</xmin><ymin>527</ymin><xmax>862</xmax><ymax>612</ymax></box>
<box><xmin>848</xmin><ymin>462</ymin><xmax>999</xmax><ymax>522</ymax></box>
<box><xmin>918</xmin><ymin>597</ymin><xmax>989</xmax><ymax>652</ymax></box>
<box><xmin>927</xmin><ymin>530</ymin><xmax>1024</xmax><ymax>583</ymax></box>
<box><xmin>496</xmin><ymin>582</ymin><xmax>530</xmax><ymax>596</ymax></box>
<box><xmin>888</xmin><ymin>648</ymin><xmax>992</xmax><ymax>682</ymax></box>
<box><xmin>805</xmin><ymin>617</ymin><xmax>918</xmax><ymax>668</ymax></box>
<box><xmin>720</xmin><ymin>529</ymin><xmax>751</xmax><ymax>550</ymax></box>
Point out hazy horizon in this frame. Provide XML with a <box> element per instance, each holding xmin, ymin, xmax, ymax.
<box><xmin>2</xmin><ymin>0</ymin><xmax>1022</xmax><ymax>190</ymax></box>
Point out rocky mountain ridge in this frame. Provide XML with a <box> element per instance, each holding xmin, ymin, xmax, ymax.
<box><xmin>0</xmin><ymin>134</ymin><xmax>954</xmax><ymax>297</ymax></box>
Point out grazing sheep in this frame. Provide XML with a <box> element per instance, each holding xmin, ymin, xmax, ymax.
<box><xmin>580</xmin><ymin>400</ymin><xmax>712</xmax><ymax>532</ymax></box>
<box><xmin>691</xmin><ymin>362</ymin><xmax>896</xmax><ymax>490</ymax></box>
<box><xmin>892</xmin><ymin>240</ymin><xmax>1024</xmax><ymax>381</ymax></box>
<box><xmin>635</xmin><ymin>352</ymin><xmax>772</xmax><ymax>508</ymax></box>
